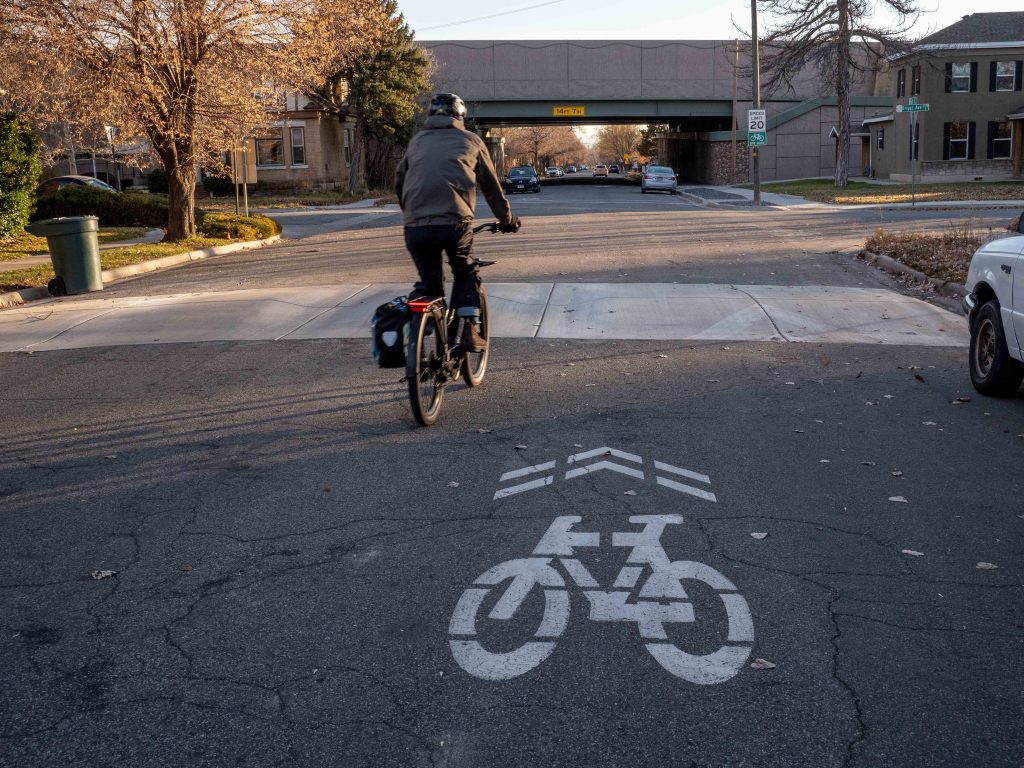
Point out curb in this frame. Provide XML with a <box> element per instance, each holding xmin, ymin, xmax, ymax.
<box><xmin>0</xmin><ymin>234</ymin><xmax>281</xmax><ymax>309</ymax></box>
<box><xmin>860</xmin><ymin>249</ymin><xmax>967</xmax><ymax>299</ymax></box>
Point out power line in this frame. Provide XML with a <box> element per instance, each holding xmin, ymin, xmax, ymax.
<box><xmin>418</xmin><ymin>0</ymin><xmax>573</xmax><ymax>32</ymax></box>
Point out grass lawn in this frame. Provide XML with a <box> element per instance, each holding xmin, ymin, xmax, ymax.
<box><xmin>199</xmin><ymin>188</ymin><xmax>397</xmax><ymax>212</ymax></box>
<box><xmin>0</xmin><ymin>228</ymin><xmax>150</xmax><ymax>262</ymax></box>
<box><xmin>0</xmin><ymin>238</ymin><xmax>229</xmax><ymax>293</ymax></box>
<box><xmin>741</xmin><ymin>178</ymin><xmax>1024</xmax><ymax>204</ymax></box>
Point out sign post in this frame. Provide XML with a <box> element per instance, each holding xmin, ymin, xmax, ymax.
<box><xmin>896</xmin><ymin>97</ymin><xmax>929</xmax><ymax>206</ymax></box>
<box><xmin>749</xmin><ymin>0</ymin><xmax>762</xmax><ymax>205</ymax></box>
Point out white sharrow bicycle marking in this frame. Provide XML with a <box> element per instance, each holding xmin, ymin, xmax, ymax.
<box><xmin>493</xmin><ymin>446</ymin><xmax>716</xmax><ymax>501</ymax></box>
<box><xmin>449</xmin><ymin>515</ymin><xmax>754</xmax><ymax>684</ymax></box>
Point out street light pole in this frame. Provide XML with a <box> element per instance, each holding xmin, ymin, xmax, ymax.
<box><xmin>750</xmin><ymin>0</ymin><xmax>762</xmax><ymax>206</ymax></box>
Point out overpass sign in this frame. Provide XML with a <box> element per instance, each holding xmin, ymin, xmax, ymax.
<box><xmin>747</xmin><ymin>109</ymin><xmax>767</xmax><ymax>146</ymax></box>
<box><xmin>553</xmin><ymin>105</ymin><xmax>586</xmax><ymax>117</ymax></box>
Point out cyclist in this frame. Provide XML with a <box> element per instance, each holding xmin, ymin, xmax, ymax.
<box><xmin>395</xmin><ymin>92</ymin><xmax>520</xmax><ymax>352</ymax></box>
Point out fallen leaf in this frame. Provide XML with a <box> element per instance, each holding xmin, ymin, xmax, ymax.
<box><xmin>750</xmin><ymin>658</ymin><xmax>776</xmax><ymax>670</ymax></box>
<box><xmin>105</xmin><ymin>455</ymin><xmax>117</xmax><ymax>460</ymax></box>
<box><xmin>976</xmin><ymin>562</ymin><xmax>998</xmax><ymax>570</ymax></box>
<box><xmin>180</xmin><ymin>564</ymin><xmax>193</xmax><ymax>573</ymax></box>
<box><xmin>784</xmin><ymin>381</ymin><xmax>796</xmax><ymax>385</ymax></box>
<box><xmin>793</xmin><ymin>429</ymin><xmax>805</xmax><ymax>433</ymax></box>
<box><xmin>514</xmin><ymin>445</ymin><xmax>527</xmax><ymax>450</ymax></box>
<box><xmin>861</xmin><ymin>461</ymin><xmax>876</xmax><ymax>466</ymax></box>
<box><xmin>90</xmin><ymin>570</ymin><xmax>116</xmax><ymax>580</ymax></box>
<box><xmin>914</xmin><ymin>374</ymin><xmax>925</xmax><ymax>383</ymax></box>
<box><xmin>889</xmin><ymin>496</ymin><xmax>908</xmax><ymax>503</ymax></box>
<box><xmin>855</xmin><ymin>371</ymin><xmax>862</xmax><ymax>379</ymax></box>
<box><xmin>952</xmin><ymin>397</ymin><xmax>970</xmax><ymax>405</ymax></box>
<box><xmin>477</xmin><ymin>428</ymin><xmax>492</xmax><ymax>434</ymax></box>
<box><xmin>447</xmin><ymin>481</ymin><xmax>460</xmax><ymax>488</ymax></box>
<box><xmin>623</xmin><ymin>490</ymin><xmax>637</xmax><ymax>496</ymax></box>
<box><xmin>566</xmin><ymin>363</ymin><xmax>576</xmax><ymax>367</ymax></box>
<box><xmin>323</xmin><ymin>486</ymin><xmax>331</xmax><ymax>492</ymax></box>
<box><xmin>655</xmin><ymin>354</ymin><xmax>668</xmax><ymax>359</ymax></box>
<box><xmin>922</xmin><ymin>421</ymin><xmax>937</xmax><ymax>426</ymax></box>
<box><xmin>750</xmin><ymin>532</ymin><xmax>768</xmax><ymax>540</ymax></box>
<box><xmin>707</xmin><ymin>379</ymin><xmax>720</xmax><ymax>383</ymax></box>
<box><xmin>573</xmin><ymin>443</ymin><xmax>583</xmax><ymax>448</ymax></box>
<box><xmin>585</xmin><ymin>383</ymin><xmax>596</xmax><ymax>387</ymax></box>
<box><xmin>883</xmin><ymin>394</ymin><xmax>894</xmax><ymax>399</ymax></box>
<box><xmin>819</xmin><ymin>459</ymin><xmax>831</xmax><ymax>463</ymax></box>
<box><xmin>865</xmin><ymin>401</ymin><xmax>876</xmax><ymax>406</ymax></box>
<box><xmin>901</xmin><ymin>549</ymin><xmax>924</xmax><ymax>557</ymax></box>
<box><xmin>891</xmin><ymin>471</ymin><xmax>904</xmax><ymax>478</ymax></box>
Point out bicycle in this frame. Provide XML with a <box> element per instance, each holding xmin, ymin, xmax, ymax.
<box><xmin>448</xmin><ymin>514</ymin><xmax>754</xmax><ymax>684</ymax></box>
<box><xmin>406</xmin><ymin>221</ymin><xmax>515</xmax><ymax>426</ymax></box>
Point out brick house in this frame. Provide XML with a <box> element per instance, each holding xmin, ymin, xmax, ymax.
<box><xmin>864</xmin><ymin>12</ymin><xmax>1024</xmax><ymax>181</ymax></box>
<box><xmin>250</xmin><ymin>93</ymin><xmax>361</xmax><ymax>190</ymax></box>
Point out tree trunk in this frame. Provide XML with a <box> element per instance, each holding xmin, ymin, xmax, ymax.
<box><xmin>348</xmin><ymin>119</ymin><xmax>366</xmax><ymax>192</ymax></box>
<box><xmin>164</xmin><ymin>157</ymin><xmax>197</xmax><ymax>241</ymax></box>
<box><xmin>834</xmin><ymin>0</ymin><xmax>852</xmax><ymax>188</ymax></box>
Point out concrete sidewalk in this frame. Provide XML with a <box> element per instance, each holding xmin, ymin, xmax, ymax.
<box><xmin>695</xmin><ymin>185</ymin><xmax>1024</xmax><ymax>211</ymax></box>
<box><xmin>0</xmin><ymin>282</ymin><xmax>965</xmax><ymax>352</ymax></box>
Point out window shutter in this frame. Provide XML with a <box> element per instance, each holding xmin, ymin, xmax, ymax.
<box><xmin>970</xmin><ymin>62</ymin><xmax>978</xmax><ymax>92</ymax></box>
<box><xmin>989</xmin><ymin>62</ymin><xmax>997</xmax><ymax>92</ymax></box>
<box><xmin>942</xmin><ymin>123</ymin><xmax>950</xmax><ymax>160</ymax></box>
<box><xmin>944</xmin><ymin>63</ymin><xmax>952</xmax><ymax>93</ymax></box>
<box><xmin>967</xmin><ymin>121</ymin><xmax>976</xmax><ymax>159</ymax></box>
<box><xmin>1016</xmin><ymin>61</ymin><xmax>1023</xmax><ymax>91</ymax></box>
<box><xmin>987</xmin><ymin>121</ymin><xmax>996</xmax><ymax>159</ymax></box>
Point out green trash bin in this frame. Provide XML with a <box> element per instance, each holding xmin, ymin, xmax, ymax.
<box><xmin>25</xmin><ymin>215</ymin><xmax>103</xmax><ymax>295</ymax></box>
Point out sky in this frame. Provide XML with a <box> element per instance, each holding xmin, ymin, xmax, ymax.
<box><xmin>404</xmin><ymin>0</ymin><xmax>1022</xmax><ymax>41</ymax></box>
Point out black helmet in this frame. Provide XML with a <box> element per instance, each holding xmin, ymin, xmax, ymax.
<box><xmin>429</xmin><ymin>93</ymin><xmax>467</xmax><ymax>120</ymax></box>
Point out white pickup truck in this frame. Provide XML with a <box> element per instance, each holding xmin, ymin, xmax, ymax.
<box><xmin>962</xmin><ymin>215</ymin><xmax>1024</xmax><ymax>396</ymax></box>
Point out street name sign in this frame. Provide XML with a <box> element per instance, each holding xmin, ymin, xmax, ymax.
<box><xmin>896</xmin><ymin>103</ymin><xmax>929</xmax><ymax>113</ymax></box>
<box><xmin>553</xmin><ymin>105</ymin><xmax>585</xmax><ymax>117</ymax></box>
<box><xmin>747</xmin><ymin>109</ymin><xmax>767</xmax><ymax>146</ymax></box>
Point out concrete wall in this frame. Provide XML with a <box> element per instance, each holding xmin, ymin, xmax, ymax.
<box><xmin>422</xmin><ymin>40</ymin><xmax>877</xmax><ymax>105</ymax></box>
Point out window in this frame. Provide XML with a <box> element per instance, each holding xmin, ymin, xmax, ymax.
<box><xmin>344</xmin><ymin>129</ymin><xmax>352</xmax><ymax>166</ymax></box>
<box><xmin>989</xmin><ymin>121</ymin><xmax>1012</xmax><ymax>159</ymax></box>
<box><xmin>911</xmin><ymin>65</ymin><xmax>921</xmax><ymax>96</ymax></box>
<box><xmin>946</xmin><ymin>121</ymin><xmax>970</xmax><ymax>160</ymax></box>
<box><xmin>993</xmin><ymin>61</ymin><xmax>1017</xmax><ymax>91</ymax></box>
<box><xmin>876</xmin><ymin>128</ymin><xmax>885</xmax><ymax>150</ymax></box>
<box><xmin>255</xmin><ymin>129</ymin><xmax>284</xmax><ymax>167</ymax></box>
<box><xmin>896</xmin><ymin>69</ymin><xmax>906</xmax><ymax>98</ymax></box>
<box><xmin>290</xmin><ymin>126</ymin><xmax>305</xmax><ymax>166</ymax></box>
<box><xmin>947</xmin><ymin>62</ymin><xmax>974</xmax><ymax>93</ymax></box>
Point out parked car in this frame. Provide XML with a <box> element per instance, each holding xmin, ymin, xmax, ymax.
<box><xmin>566</xmin><ymin>166</ymin><xmax>577</xmax><ymax>174</ymax></box>
<box><xmin>609</xmin><ymin>165</ymin><xmax>620</xmax><ymax>174</ymax></box>
<box><xmin>640</xmin><ymin>165</ymin><xmax>679</xmax><ymax>195</ymax></box>
<box><xmin>505</xmin><ymin>166</ymin><xmax>540</xmax><ymax>194</ymax></box>
<box><xmin>962</xmin><ymin>219</ymin><xmax>1024</xmax><ymax>395</ymax></box>
<box><xmin>593</xmin><ymin>164</ymin><xmax>609</xmax><ymax>177</ymax></box>
<box><xmin>545</xmin><ymin>167</ymin><xmax>564</xmax><ymax>177</ymax></box>
<box><xmin>36</xmin><ymin>175</ymin><xmax>117</xmax><ymax>196</ymax></box>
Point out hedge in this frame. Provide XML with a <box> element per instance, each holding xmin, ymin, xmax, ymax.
<box><xmin>197</xmin><ymin>213</ymin><xmax>281</xmax><ymax>241</ymax></box>
<box><xmin>0</xmin><ymin>114</ymin><xmax>42</xmax><ymax>238</ymax></box>
<box><xmin>32</xmin><ymin>185</ymin><xmax>169</xmax><ymax>227</ymax></box>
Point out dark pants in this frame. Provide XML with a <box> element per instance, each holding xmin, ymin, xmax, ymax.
<box><xmin>404</xmin><ymin>223</ymin><xmax>480</xmax><ymax>311</ymax></box>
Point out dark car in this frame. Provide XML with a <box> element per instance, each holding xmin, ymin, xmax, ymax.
<box><xmin>505</xmin><ymin>166</ymin><xmax>540</xmax><ymax>194</ymax></box>
<box><xmin>609</xmin><ymin>165</ymin><xmax>621</xmax><ymax>174</ymax></box>
<box><xmin>36</xmin><ymin>175</ymin><xmax>117</xmax><ymax>196</ymax></box>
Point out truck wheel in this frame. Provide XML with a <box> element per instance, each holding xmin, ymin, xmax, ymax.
<box><xmin>970</xmin><ymin>300</ymin><xmax>1024</xmax><ymax>396</ymax></box>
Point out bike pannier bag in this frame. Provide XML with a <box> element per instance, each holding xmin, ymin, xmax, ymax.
<box><xmin>371</xmin><ymin>297</ymin><xmax>409</xmax><ymax>368</ymax></box>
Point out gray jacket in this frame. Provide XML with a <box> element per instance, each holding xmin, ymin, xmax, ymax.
<box><xmin>395</xmin><ymin>115</ymin><xmax>512</xmax><ymax>228</ymax></box>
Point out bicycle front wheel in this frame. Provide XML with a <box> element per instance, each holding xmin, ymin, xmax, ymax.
<box><xmin>462</xmin><ymin>288</ymin><xmax>489</xmax><ymax>387</ymax></box>
<box><xmin>407</xmin><ymin>310</ymin><xmax>446</xmax><ymax>426</ymax></box>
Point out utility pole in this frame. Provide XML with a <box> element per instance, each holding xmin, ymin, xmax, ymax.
<box><xmin>750</xmin><ymin>0</ymin><xmax>762</xmax><ymax>206</ymax></box>
<box><xmin>731</xmin><ymin>39</ymin><xmax>738</xmax><ymax>185</ymax></box>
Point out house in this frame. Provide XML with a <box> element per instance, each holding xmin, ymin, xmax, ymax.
<box><xmin>865</xmin><ymin>12</ymin><xmax>1024</xmax><ymax>181</ymax></box>
<box><xmin>249</xmin><ymin>93</ymin><xmax>361</xmax><ymax>190</ymax></box>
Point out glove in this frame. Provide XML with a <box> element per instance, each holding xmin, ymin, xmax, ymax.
<box><xmin>499</xmin><ymin>217</ymin><xmax>521</xmax><ymax>233</ymax></box>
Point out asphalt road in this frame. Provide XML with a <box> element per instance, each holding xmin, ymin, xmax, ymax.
<box><xmin>1</xmin><ymin>184</ymin><xmax>1022</xmax><ymax>767</ymax></box>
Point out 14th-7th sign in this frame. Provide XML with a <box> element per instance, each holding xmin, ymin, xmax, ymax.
<box><xmin>748</xmin><ymin>109</ymin><xmax>767</xmax><ymax>146</ymax></box>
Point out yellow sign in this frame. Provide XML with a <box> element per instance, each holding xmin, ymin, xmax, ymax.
<box><xmin>552</xmin><ymin>106</ymin><xmax>585</xmax><ymax>117</ymax></box>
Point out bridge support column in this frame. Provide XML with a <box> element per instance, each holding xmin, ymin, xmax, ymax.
<box><xmin>481</xmin><ymin>132</ymin><xmax>506</xmax><ymax>178</ymax></box>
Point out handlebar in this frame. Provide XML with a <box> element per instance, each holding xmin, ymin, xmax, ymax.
<box><xmin>473</xmin><ymin>219</ymin><xmax>521</xmax><ymax>234</ymax></box>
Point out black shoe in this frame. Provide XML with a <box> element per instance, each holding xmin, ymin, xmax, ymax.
<box><xmin>462</xmin><ymin>321</ymin><xmax>487</xmax><ymax>352</ymax></box>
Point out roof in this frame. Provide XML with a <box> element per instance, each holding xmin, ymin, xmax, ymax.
<box><xmin>917</xmin><ymin>12</ymin><xmax>1024</xmax><ymax>47</ymax></box>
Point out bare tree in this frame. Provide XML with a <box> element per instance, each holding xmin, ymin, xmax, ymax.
<box><xmin>500</xmin><ymin>126</ymin><xmax>583</xmax><ymax>170</ymax></box>
<box><xmin>0</xmin><ymin>0</ymin><xmax>386</xmax><ymax>240</ymax></box>
<box><xmin>756</xmin><ymin>0</ymin><xmax>920</xmax><ymax>187</ymax></box>
<box><xmin>596</xmin><ymin>125</ymin><xmax>643</xmax><ymax>165</ymax></box>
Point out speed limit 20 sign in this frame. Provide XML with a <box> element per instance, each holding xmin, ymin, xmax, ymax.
<box><xmin>747</xmin><ymin>109</ymin><xmax>767</xmax><ymax>146</ymax></box>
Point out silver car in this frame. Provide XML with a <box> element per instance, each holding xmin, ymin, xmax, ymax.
<box><xmin>641</xmin><ymin>166</ymin><xmax>678</xmax><ymax>195</ymax></box>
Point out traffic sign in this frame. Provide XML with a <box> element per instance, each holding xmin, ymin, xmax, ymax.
<box><xmin>747</xmin><ymin>109</ymin><xmax>767</xmax><ymax>146</ymax></box>
<box><xmin>896</xmin><ymin>103</ymin><xmax>929</xmax><ymax>113</ymax></box>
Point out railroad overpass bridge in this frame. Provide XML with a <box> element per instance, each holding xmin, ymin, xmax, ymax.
<box><xmin>420</xmin><ymin>40</ymin><xmax>892</xmax><ymax>183</ymax></box>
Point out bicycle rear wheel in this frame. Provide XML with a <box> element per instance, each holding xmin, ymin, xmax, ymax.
<box><xmin>462</xmin><ymin>288</ymin><xmax>489</xmax><ymax>387</ymax></box>
<box><xmin>408</xmin><ymin>310</ymin><xmax>446</xmax><ymax>426</ymax></box>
